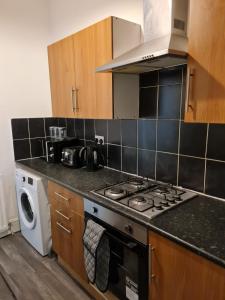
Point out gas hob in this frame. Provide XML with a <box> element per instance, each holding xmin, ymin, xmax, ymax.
<box><xmin>91</xmin><ymin>178</ymin><xmax>197</xmax><ymax>219</ymax></box>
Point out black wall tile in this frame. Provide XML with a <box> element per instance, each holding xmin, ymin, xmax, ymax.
<box><xmin>13</xmin><ymin>140</ymin><xmax>30</xmax><ymax>160</ymax></box>
<box><xmin>108</xmin><ymin>145</ymin><xmax>121</xmax><ymax>170</ymax></box>
<box><xmin>139</xmin><ymin>87</ymin><xmax>157</xmax><ymax>118</ymax></box>
<box><xmin>121</xmin><ymin>120</ymin><xmax>137</xmax><ymax>147</ymax></box>
<box><xmin>95</xmin><ymin>120</ymin><xmax>107</xmax><ymax>138</ymax></box>
<box><xmin>75</xmin><ymin>119</ymin><xmax>84</xmax><ymax>139</ymax></box>
<box><xmin>138</xmin><ymin>119</ymin><xmax>156</xmax><ymax>150</ymax></box>
<box><xmin>11</xmin><ymin>119</ymin><xmax>29</xmax><ymax>139</ymax></box>
<box><xmin>159</xmin><ymin>67</ymin><xmax>183</xmax><ymax>85</ymax></box>
<box><xmin>44</xmin><ymin>117</ymin><xmax>58</xmax><ymax>136</ymax></box>
<box><xmin>122</xmin><ymin>147</ymin><xmax>137</xmax><ymax>174</ymax></box>
<box><xmin>138</xmin><ymin>149</ymin><xmax>155</xmax><ymax>179</ymax></box>
<box><xmin>30</xmin><ymin>138</ymin><xmax>44</xmax><ymax>157</ymax></box>
<box><xmin>66</xmin><ymin>118</ymin><xmax>75</xmax><ymax>137</ymax></box>
<box><xmin>58</xmin><ymin>118</ymin><xmax>66</xmax><ymax>127</ymax></box>
<box><xmin>140</xmin><ymin>71</ymin><xmax>158</xmax><ymax>87</ymax></box>
<box><xmin>157</xmin><ymin>120</ymin><xmax>179</xmax><ymax>153</ymax></box>
<box><xmin>29</xmin><ymin>118</ymin><xmax>45</xmax><ymax>138</ymax></box>
<box><xmin>158</xmin><ymin>85</ymin><xmax>181</xmax><ymax>119</ymax></box>
<box><xmin>85</xmin><ymin>119</ymin><xmax>95</xmax><ymax>141</ymax></box>
<box><xmin>108</xmin><ymin>120</ymin><xmax>121</xmax><ymax>145</ymax></box>
<box><xmin>180</xmin><ymin>122</ymin><xmax>207</xmax><ymax>157</ymax></box>
<box><xmin>207</xmin><ymin>124</ymin><xmax>225</xmax><ymax>161</ymax></box>
<box><xmin>156</xmin><ymin>152</ymin><xmax>178</xmax><ymax>184</ymax></box>
<box><xmin>178</xmin><ymin>156</ymin><xmax>205</xmax><ymax>192</ymax></box>
<box><xmin>205</xmin><ymin>160</ymin><xmax>225</xmax><ymax>198</ymax></box>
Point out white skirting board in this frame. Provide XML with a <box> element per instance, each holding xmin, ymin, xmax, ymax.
<box><xmin>0</xmin><ymin>173</ymin><xmax>8</xmax><ymax>235</ymax></box>
<box><xmin>0</xmin><ymin>218</ymin><xmax>20</xmax><ymax>238</ymax></box>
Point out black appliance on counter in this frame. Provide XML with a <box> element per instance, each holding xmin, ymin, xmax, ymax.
<box><xmin>45</xmin><ymin>138</ymin><xmax>79</xmax><ymax>163</ymax></box>
<box><xmin>79</xmin><ymin>145</ymin><xmax>105</xmax><ymax>171</ymax></box>
<box><xmin>61</xmin><ymin>146</ymin><xmax>84</xmax><ymax>168</ymax></box>
<box><xmin>84</xmin><ymin>198</ymin><xmax>148</xmax><ymax>300</ymax></box>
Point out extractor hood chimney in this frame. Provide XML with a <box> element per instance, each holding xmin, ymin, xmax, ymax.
<box><xmin>96</xmin><ymin>0</ymin><xmax>189</xmax><ymax>74</ymax></box>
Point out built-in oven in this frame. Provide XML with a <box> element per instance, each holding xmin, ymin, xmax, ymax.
<box><xmin>84</xmin><ymin>198</ymin><xmax>149</xmax><ymax>300</ymax></box>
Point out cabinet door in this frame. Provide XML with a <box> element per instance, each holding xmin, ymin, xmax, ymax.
<box><xmin>94</xmin><ymin>17</ymin><xmax>113</xmax><ymax>119</ymax></box>
<box><xmin>51</xmin><ymin>210</ymin><xmax>73</xmax><ymax>266</ymax></box>
<box><xmin>73</xmin><ymin>26</ymin><xmax>96</xmax><ymax>118</ymax></box>
<box><xmin>73</xmin><ymin>17</ymin><xmax>113</xmax><ymax>119</ymax></box>
<box><xmin>149</xmin><ymin>231</ymin><xmax>225</xmax><ymax>300</ymax></box>
<box><xmin>185</xmin><ymin>0</ymin><xmax>225</xmax><ymax>123</ymax></box>
<box><xmin>48</xmin><ymin>36</ymin><xmax>76</xmax><ymax>118</ymax></box>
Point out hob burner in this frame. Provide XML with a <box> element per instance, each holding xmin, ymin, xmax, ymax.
<box><xmin>128</xmin><ymin>196</ymin><xmax>154</xmax><ymax>212</ymax></box>
<box><xmin>104</xmin><ymin>187</ymin><xmax>127</xmax><ymax>200</ymax></box>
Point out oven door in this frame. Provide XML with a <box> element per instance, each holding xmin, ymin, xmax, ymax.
<box><xmin>84</xmin><ymin>212</ymin><xmax>148</xmax><ymax>300</ymax></box>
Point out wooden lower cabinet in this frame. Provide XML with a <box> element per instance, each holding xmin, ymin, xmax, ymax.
<box><xmin>149</xmin><ymin>231</ymin><xmax>225</xmax><ymax>300</ymax></box>
<box><xmin>48</xmin><ymin>181</ymin><xmax>87</xmax><ymax>282</ymax></box>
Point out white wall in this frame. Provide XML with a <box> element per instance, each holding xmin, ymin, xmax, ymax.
<box><xmin>0</xmin><ymin>0</ymin><xmax>142</xmax><ymax>233</ymax></box>
<box><xmin>0</xmin><ymin>0</ymin><xmax>51</xmax><ymax>230</ymax></box>
<box><xmin>47</xmin><ymin>0</ymin><xmax>143</xmax><ymax>43</ymax></box>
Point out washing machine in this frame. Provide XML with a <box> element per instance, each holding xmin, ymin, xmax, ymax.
<box><xmin>15</xmin><ymin>168</ymin><xmax>52</xmax><ymax>256</ymax></box>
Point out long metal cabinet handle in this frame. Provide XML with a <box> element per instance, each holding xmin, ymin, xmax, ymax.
<box><xmin>185</xmin><ymin>67</ymin><xmax>195</xmax><ymax>113</ymax></box>
<box><xmin>54</xmin><ymin>192</ymin><xmax>69</xmax><ymax>202</ymax></box>
<box><xmin>149</xmin><ymin>245</ymin><xmax>156</xmax><ymax>284</ymax></box>
<box><xmin>71</xmin><ymin>88</ymin><xmax>75</xmax><ymax>112</ymax></box>
<box><xmin>56</xmin><ymin>221</ymin><xmax>72</xmax><ymax>234</ymax></box>
<box><xmin>55</xmin><ymin>209</ymin><xmax>70</xmax><ymax>221</ymax></box>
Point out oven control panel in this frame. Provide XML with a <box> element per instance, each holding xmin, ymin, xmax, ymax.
<box><xmin>84</xmin><ymin>198</ymin><xmax>148</xmax><ymax>245</ymax></box>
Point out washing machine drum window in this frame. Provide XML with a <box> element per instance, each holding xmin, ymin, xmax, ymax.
<box><xmin>19</xmin><ymin>189</ymin><xmax>36</xmax><ymax>230</ymax></box>
<box><xmin>21</xmin><ymin>192</ymin><xmax>34</xmax><ymax>223</ymax></box>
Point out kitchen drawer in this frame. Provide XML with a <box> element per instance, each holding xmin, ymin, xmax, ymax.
<box><xmin>48</xmin><ymin>181</ymin><xmax>84</xmax><ymax>216</ymax></box>
<box><xmin>51</xmin><ymin>210</ymin><xmax>73</xmax><ymax>264</ymax></box>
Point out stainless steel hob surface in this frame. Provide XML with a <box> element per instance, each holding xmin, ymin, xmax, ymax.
<box><xmin>91</xmin><ymin>178</ymin><xmax>197</xmax><ymax>219</ymax></box>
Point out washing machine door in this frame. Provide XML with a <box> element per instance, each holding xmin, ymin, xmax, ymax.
<box><xmin>18</xmin><ymin>188</ymin><xmax>36</xmax><ymax>230</ymax></box>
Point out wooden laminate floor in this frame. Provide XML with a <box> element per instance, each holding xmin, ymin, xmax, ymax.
<box><xmin>0</xmin><ymin>233</ymin><xmax>92</xmax><ymax>300</ymax></box>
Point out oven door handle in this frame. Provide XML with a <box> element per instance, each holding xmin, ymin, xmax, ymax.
<box><xmin>106</xmin><ymin>231</ymin><xmax>138</xmax><ymax>250</ymax></box>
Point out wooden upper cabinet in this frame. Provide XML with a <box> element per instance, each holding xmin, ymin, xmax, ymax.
<box><xmin>48</xmin><ymin>17</ymin><xmax>141</xmax><ymax>119</ymax></box>
<box><xmin>72</xmin><ymin>18</ymin><xmax>113</xmax><ymax>119</ymax></box>
<box><xmin>149</xmin><ymin>231</ymin><xmax>225</xmax><ymax>300</ymax></box>
<box><xmin>185</xmin><ymin>0</ymin><xmax>225</xmax><ymax>123</ymax></box>
<box><xmin>48</xmin><ymin>36</ymin><xmax>76</xmax><ymax>118</ymax></box>
<box><xmin>94</xmin><ymin>18</ymin><xmax>113</xmax><ymax>119</ymax></box>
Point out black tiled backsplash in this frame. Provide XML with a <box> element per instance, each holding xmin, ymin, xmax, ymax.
<box><xmin>11</xmin><ymin>66</ymin><xmax>225</xmax><ymax>200</ymax></box>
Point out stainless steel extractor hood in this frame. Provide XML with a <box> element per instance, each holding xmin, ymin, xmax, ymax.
<box><xmin>96</xmin><ymin>0</ymin><xmax>189</xmax><ymax>74</ymax></box>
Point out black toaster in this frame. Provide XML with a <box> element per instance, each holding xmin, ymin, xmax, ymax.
<box><xmin>61</xmin><ymin>146</ymin><xmax>84</xmax><ymax>168</ymax></box>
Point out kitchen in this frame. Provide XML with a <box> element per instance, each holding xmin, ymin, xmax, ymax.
<box><xmin>0</xmin><ymin>0</ymin><xmax>225</xmax><ymax>299</ymax></box>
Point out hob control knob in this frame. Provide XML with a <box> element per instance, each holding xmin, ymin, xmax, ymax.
<box><xmin>92</xmin><ymin>207</ymin><xmax>98</xmax><ymax>214</ymax></box>
<box><xmin>173</xmin><ymin>194</ymin><xmax>182</xmax><ymax>201</ymax></box>
<box><xmin>160</xmin><ymin>200</ymin><xmax>169</xmax><ymax>207</ymax></box>
<box><xmin>154</xmin><ymin>203</ymin><xmax>163</xmax><ymax>210</ymax></box>
<box><xmin>124</xmin><ymin>224</ymin><xmax>133</xmax><ymax>234</ymax></box>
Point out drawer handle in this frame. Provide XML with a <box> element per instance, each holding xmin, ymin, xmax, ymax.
<box><xmin>56</xmin><ymin>221</ymin><xmax>72</xmax><ymax>234</ymax></box>
<box><xmin>55</xmin><ymin>209</ymin><xmax>70</xmax><ymax>221</ymax></box>
<box><xmin>54</xmin><ymin>192</ymin><xmax>69</xmax><ymax>202</ymax></box>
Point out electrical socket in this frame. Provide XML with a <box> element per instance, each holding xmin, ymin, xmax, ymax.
<box><xmin>95</xmin><ymin>135</ymin><xmax>104</xmax><ymax>145</ymax></box>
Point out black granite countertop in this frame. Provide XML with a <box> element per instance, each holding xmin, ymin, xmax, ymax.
<box><xmin>17</xmin><ymin>158</ymin><xmax>225</xmax><ymax>268</ymax></box>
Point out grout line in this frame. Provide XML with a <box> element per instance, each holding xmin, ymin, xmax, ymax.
<box><xmin>154</xmin><ymin>71</ymin><xmax>159</xmax><ymax>181</ymax></box>
<box><xmin>74</xmin><ymin>118</ymin><xmax>76</xmax><ymax>137</ymax></box>
<box><xmin>136</xmin><ymin>120</ymin><xmax>139</xmax><ymax>175</ymax></box>
<box><xmin>27</xmin><ymin>118</ymin><xmax>32</xmax><ymax>158</ymax></box>
<box><xmin>176</xmin><ymin>69</ymin><xmax>184</xmax><ymax>186</ymax></box>
<box><xmin>120</xmin><ymin>120</ymin><xmax>123</xmax><ymax>171</ymax></box>
<box><xmin>43</xmin><ymin>118</ymin><xmax>47</xmax><ymax>137</ymax></box>
<box><xmin>106</xmin><ymin>120</ymin><xmax>109</xmax><ymax>167</ymax></box>
<box><xmin>203</xmin><ymin>123</ymin><xmax>209</xmax><ymax>193</ymax></box>
<box><xmin>83</xmin><ymin>119</ymin><xmax>86</xmax><ymax>146</ymax></box>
